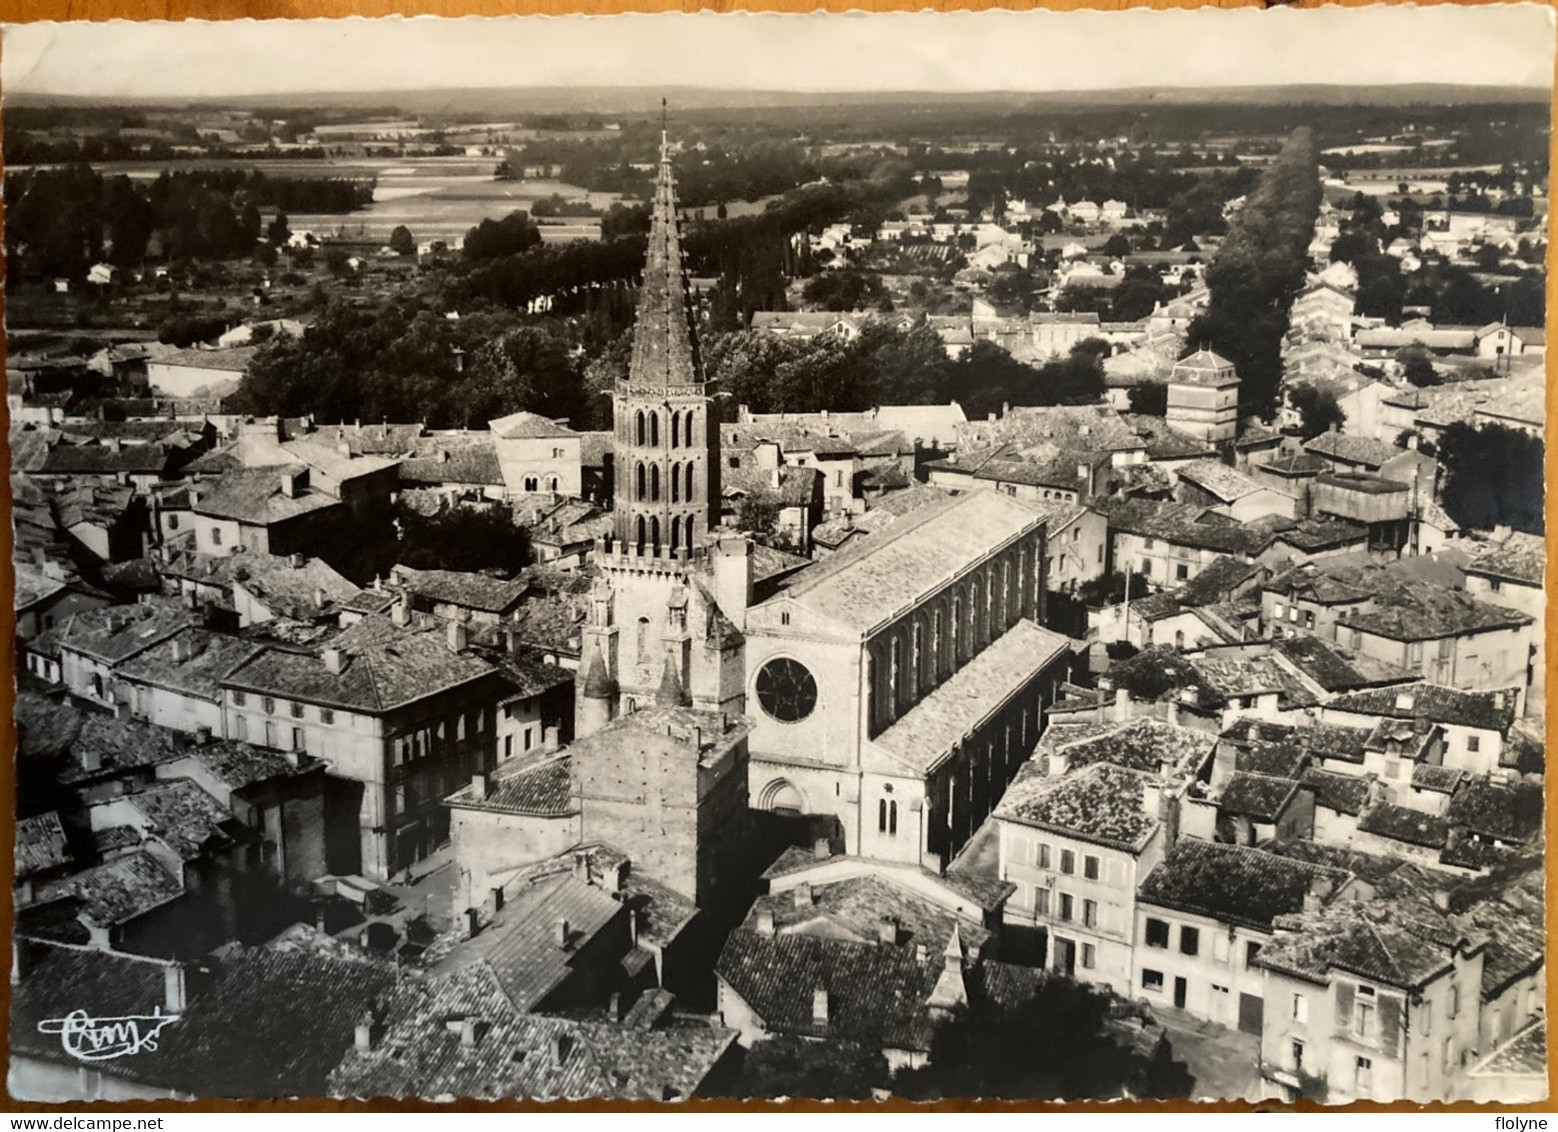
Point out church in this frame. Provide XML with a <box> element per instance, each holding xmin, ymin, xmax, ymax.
<box><xmin>574</xmin><ymin>135</ymin><xmax>1075</xmax><ymax>873</ymax></box>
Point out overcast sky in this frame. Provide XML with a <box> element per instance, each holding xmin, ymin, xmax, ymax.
<box><xmin>3</xmin><ymin>6</ymin><xmax>1553</xmax><ymax>100</ymax></box>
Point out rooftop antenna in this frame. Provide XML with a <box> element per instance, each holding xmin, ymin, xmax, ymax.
<box><xmin>661</xmin><ymin>97</ymin><xmax>668</xmax><ymax>150</ymax></box>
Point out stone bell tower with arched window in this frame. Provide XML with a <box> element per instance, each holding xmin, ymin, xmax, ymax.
<box><xmin>579</xmin><ymin>131</ymin><xmax>745</xmax><ymax>739</ymax></box>
<box><xmin>610</xmin><ymin>131</ymin><xmax>721</xmax><ymax>557</ymax></box>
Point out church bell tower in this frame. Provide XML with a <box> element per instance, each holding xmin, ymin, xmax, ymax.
<box><xmin>611</xmin><ymin>132</ymin><xmax>721</xmax><ymax>558</ymax></box>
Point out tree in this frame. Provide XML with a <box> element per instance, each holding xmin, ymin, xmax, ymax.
<box><xmin>1395</xmin><ymin>344</ymin><xmax>1441</xmax><ymax>387</ymax></box>
<box><xmin>894</xmin><ymin>978</ymin><xmax>1190</xmax><ymax>1101</ymax></box>
<box><xmin>324</xmin><ymin>246</ymin><xmax>352</xmax><ymax>276</ymax></box>
<box><xmin>1287</xmin><ymin>381</ymin><xmax>1346</xmax><ymax>440</ymax></box>
<box><xmin>1437</xmin><ymin>422</ymin><xmax>1544</xmax><ymax>535</ymax></box>
<box><xmin>736</xmin><ymin>1036</ymin><xmax>889</xmax><ymax>1100</ymax></box>
<box><xmin>736</xmin><ymin>491</ymin><xmax>782</xmax><ymax>538</ymax></box>
<box><xmin>389</xmin><ymin>225</ymin><xmax>416</xmax><ymax>256</ymax></box>
<box><xmin>1102</xmin><ymin>233</ymin><xmax>1132</xmax><ymax>258</ymax></box>
<box><xmin>1126</xmin><ymin>382</ymin><xmax>1168</xmax><ymax>416</ymax></box>
<box><xmin>463</xmin><ymin>211</ymin><xmax>543</xmax><ymax>261</ymax></box>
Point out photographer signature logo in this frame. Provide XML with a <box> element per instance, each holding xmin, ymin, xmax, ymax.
<box><xmin>37</xmin><ymin>1008</ymin><xmax>180</xmax><ymax>1061</ymax></box>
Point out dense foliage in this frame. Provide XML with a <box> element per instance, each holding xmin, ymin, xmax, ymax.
<box><xmin>1286</xmin><ymin>381</ymin><xmax>1347</xmax><ymax>439</ymax></box>
<box><xmin>1187</xmin><ymin>127</ymin><xmax>1323</xmax><ymax>420</ymax></box>
<box><xmin>1436</xmin><ymin>422</ymin><xmax>1545</xmax><ymax>535</ymax></box>
<box><xmin>3</xmin><ymin>166</ymin><xmax>372</xmax><ymax>281</ymax></box>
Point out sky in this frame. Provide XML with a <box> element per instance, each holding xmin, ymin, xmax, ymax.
<box><xmin>2</xmin><ymin>6</ymin><xmax>1554</xmax><ymax>100</ymax></box>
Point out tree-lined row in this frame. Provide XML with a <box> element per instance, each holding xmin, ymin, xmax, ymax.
<box><xmin>4</xmin><ymin>166</ymin><xmax>372</xmax><ymax>281</ymax></box>
<box><xmin>1187</xmin><ymin>126</ymin><xmax>1323</xmax><ymax>419</ymax></box>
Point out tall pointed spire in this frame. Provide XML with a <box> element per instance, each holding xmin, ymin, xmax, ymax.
<box><xmin>628</xmin><ymin>132</ymin><xmax>703</xmax><ymax>388</ymax></box>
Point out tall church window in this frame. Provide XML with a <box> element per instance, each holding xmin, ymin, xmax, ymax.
<box><xmin>684</xmin><ymin>412</ymin><xmax>696</xmax><ymax>446</ymax></box>
<box><xmin>670</xmin><ymin>411</ymin><xmax>681</xmax><ymax>449</ymax></box>
<box><xmin>650</xmin><ymin>412</ymin><xmax>660</xmax><ymax>448</ymax></box>
<box><xmin>637</xmin><ymin>617</ymin><xmax>650</xmax><ymax>661</ymax></box>
<box><xmin>650</xmin><ymin>516</ymin><xmax>661</xmax><ymax>551</ymax></box>
<box><xmin>524</xmin><ymin>475</ymin><xmax>538</xmax><ymax>492</ymax></box>
<box><xmin>685</xmin><ymin>462</ymin><xmax>695</xmax><ymax>502</ymax></box>
<box><xmin>932</xmin><ymin>608</ymin><xmax>943</xmax><ymax>674</ymax></box>
<box><xmin>889</xmin><ymin>636</ymin><xmax>902</xmax><ymax>712</ymax></box>
<box><xmin>651</xmin><ymin>464</ymin><xmax>661</xmax><ymax>502</ymax></box>
<box><xmin>684</xmin><ymin>514</ymin><xmax>696</xmax><ymax>549</ymax></box>
<box><xmin>636</xmin><ymin>463</ymin><xmax>646</xmax><ymax>502</ymax></box>
<box><xmin>636</xmin><ymin>410</ymin><xmax>646</xmax><ymax>446</ymax></box>
<box><xmin>951</xmin><ymin>594</ymin><xmax>962</xmax><ymax>665</ymax></box>
<box><xmin>910</xmin><ymin>622</ymin><xmax>923</xmax><ymax>700</ymax></box>
<box><xmin>547</xmin><ymin>476</ymin><xmax>559</xmax><ymax>493</ymax></box>
<box><xmin>670</xmin><ymin>516</ymin><xmax>682</xmax><ymax>552</ymax></box>
<box><xmin>671</xmin><ymin>462</ymin><xmax>681</xmax><ymax>503</ymax></box>
<box><xmin>636</xmin><ymin>516</ymin><xmax>646</xmax><ymax>552</ymax></box>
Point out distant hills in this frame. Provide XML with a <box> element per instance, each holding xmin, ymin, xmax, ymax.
<box><xmin>7</xmin><ymin>83</ymin><xmax>1550</xmax><ymax>116</ymax></box>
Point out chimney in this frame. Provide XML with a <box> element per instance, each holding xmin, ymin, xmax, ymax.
<box><xmin>1304</xmin><ymin>876</ymin><xmax>1332</xmax><ymax>913</ymax></box>
<box><xmin>283</xmin><ymin>748</ymin><xmax>301</xmax><ymax>769</ymax></box>
<box><xmin>173</xmin><ymin>637</ymin><xmax>192</xmax><ymax>663</ymax></box>
<box><xmin>813</xmin><ymin>837</ymin><xmax>831</xmax><ymax>860</ymax></box>
<box><xmin>1493</xmin><ymin>691</ymin><xmax>1506</xmax><ymax>710</ymax></box>
<box><xmin>1113</xmin><ymin>685</ymin><xmax>1129</xmax><ymax>723</ymax></box>
<box><xmin>470</xmin><ymin>773</ymin><xmax>489</xmax><ymax>800</ymax></box>
<box><xmin>812</xmin><ymin>985</ymin><xmax>830</xmax><ymax>1026</ymax></box>
<box><xmin>878</xmin><ymin>916</ymin><xmax>899</xmax><ymax>946</ymax></box>
<box><xmin>491</xmin><ymin>885</ymin><xmax>504</xmax><ymax>912</ymax></box>
<box><xmin>1395</xmin><ymin>691</ymin><xmax>1416</xmax><ymax>712</ymax></box>
<box><xmin>692</xmin><ymin>726</ymin><xmax>702</xmax><ymax>751</ymax></box>
<box><xmin>915</xmin><ymin>943</ymin><xmax>929</xmax><ymax>964</ymax></box>
<box><xmin>323</xmin><ymin>648</ymin><xmax>345</xmax><ymax>675</ymax></box>
<box><xmin>554</xmin><ymin>918</ymin><xmax>570</xmax><ymax>949</ymax></box>
<box><xmin>1246</xmin><ymin>722</ymin><xmax>1261</xmax><ymax>742</ymax></box>
<box><xmin>793</xmin><ymin>882</ymin><xmax>813</xmax><ymax>908</ymax></box>
<box><xmin>551</xmin><ymin>1034</ymin><xmax>570</xmax><ymax>1067</ymax></box>
<box><xmin>464</xmin><ymin>907</ymin><xmax>480</xmax><ymax>938</ymax></box>
<box><xmin>163</xmin><ymin>963</ymin><xmax>189</xmax><ymax>1014</ymax></box>
<box><xmin>756</xmin><ymin>907</ymin><xmax>776</xmax><ymax>936</ymax></box>
<box><xmin>1432</xmin><ymin>889</ymin><xmax>1451</xmax><ymax>912</ymax></box>
<box><xmin>609</xmin><ymin>992</ymin><xmax>623</xmax><ymax>1022</ymax></box>
<box><xmin>290</xmin><ymin>553</ymin><xmax>306</xmax><ymax>569</ymax></box>
<box><xmin>447</xmin><ymin>619</ymin><xmax>468</xmax><ymax>654</ymax></box>
<box><xmin>354</xmin><ymin>1014</ymin><xmax>377</xmax><ymax>1053</ymax></box>
<box><xmin>573</xmin><ymin>851</ymin><xmax>591</xmax><ymax>884</ymax></box>
<box><xmin>315</xmin><ymin>586</ymin><xmax>327</xmax><ymax>610</ymax></box>
<box><xmin>280</xmin><ymin>470</ymin><xmax>301</xmax><ymax>499</ymax></box>
<box><xmin>459</xmin><ymin>1019</ymin><xmax>479</xmax><ymax>1048</ymax></box>
<box><xmin>392</xmin><ymin>598</ymin><xmax>412</xmax><ymax>628</ymax></box>
<box><xmin>194</xmin><ymin>725</ymin><xmax>211</xmax><ymax>746</ymax></box>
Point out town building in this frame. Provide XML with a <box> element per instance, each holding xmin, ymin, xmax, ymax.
<box><xmin>1165</xmin><ymin>350</ymin><xmax>1241</xmax><ymax>444</ymax></box>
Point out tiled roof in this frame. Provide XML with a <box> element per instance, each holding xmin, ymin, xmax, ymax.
<box><xmin>392</xmin><ymin>566</ymin><xmax>528</xmax><ymax>614</ymax></box>
<box><xmin>18</xmin><ymin>700</ymin><xmax>190</xmax><ymax>785</ymax></box>
<box><xmin>1260</xmin><ymin>897</ymin><xmax>1466</xmax><ymax>990</ymax></box>
<box><xmin>329</xmin><ymin>962</ymin><xmax>734</xmax><ymax>1101</ymax></box>
<box><xmin>1302</xmin><ymin>431</ymin><xmax>1405</xmax><ymax>468</ymax></box>
<box><xmin>16</xmin><ymin>812</ymin><xmax>71</xmax><ymax>879</ymax></box>
<box><xmin>1358</xmin><ymin>802</ymin><xmax>1449</xmax><ymax>849</ymax></box>
<box><xmin>1410</xmin><ymin>763</ymin><xmax>1464</xmax><ymax>795</ymax></box>
<box><xmin>279</xmin><ymin>440</ymin><xmax>400</xmax><ymax>483</ymax></box>
<box><xmin>398</xmin><ymin>435</ymin><xmax>505</xmax><ymax>487</ymax></box>
<box><xmin>1189</xmin><ymin>651</ymin><xmax>1320</xmax><ymax>709</ymax></box>
<box><xmin>38</xmin><ymin>442</ymin><xmax>176</xmax><ymax>476</ymax></box>
<box><xmin>717</xmin><ymin>926</ymin><xmax>945</xmax><ymax>1052</ymax></box>
<box><xmin>13</xmin><ymin>941</ymin><xmax>397</xmax><ymax>1097</ymax></box>
<box><xmin>165</xmin><ymin>549</ymin><xmax>360</xmax><ymax>620</ymax></box>
<box><xmin>995</xmin><ymin>762</ymin><xmax>1158</xmax><ymax>852</ymax></box>
<box><xmin>488</xmin><ymin>411</ymin><xmax>578</xmax><ymax>440</ymax></box>
<box><xmin>1138</xmin><ymin>841</ymin><xmax>1350</xmax><ymax>931</ymax></box>
<box><xmin>1325</xmin><ymin>684</ymin><xmax>1519</xmax><ymax>733</ymax></box>
<box><xmin>775</xmin><ymin>491</ymin><xmax>1045</xmax><ymax>634</ymax></box>
<box><xmin>1095</xmin><ymin>498</ymin><xmax>1265</xmax><ymax>555</ymax></box>
<box><xmin>445</xmin><ymin>751</ymin><xmax>575</xmax><ymax>817</ymax></box>
<box><xmin>35</xmin><ymin>850</ymin><xmax>184</xmax><ymax>927</ymax></box>
<box><xmin>1177</xmin><ymin>459</ymin><xmax>1265</xmax><ymax>503</ymax></box>
<box><xmin>1054</xmin><ymin>717</ymin><xmax>1216</xmax><ymax>777</ymax></box>
<box><xmin>1235</xmin><ymin>741</ymin><xmax>1307</xmax><ymax>779</ymax></box>
<box><xmin>1301</xmin><ymin>769</ymin><xmax>1372</xmax><ymax>816</ymax></box>
<box><xmin>1271</xmin><ymin>635</ymin><xmax>1416</xmax><ymax>692</ymax></box>
<box><xmin>1472</xmin><ymin>1022</ymin><xmax>1546</xmax><ymax>1078</ymax></box>
<box><xmin>954</xmin><ymin>403</ymin><xmax>1145</xmax><ymax>456</ymax></box>
<box><xmin>489</xmin><ymin>650</ymin><xmax>573</xmax><ymax>701</ymax></box>
<box><xmin>1466</xmin><ymin>533</ymin><xmax>1545</xmax><ymax>587</ymax></box>
<box><xmin>1445</xmin><ymin>777</ymin><xmax>1543</xmax><ymax>844</ymax></box>
<box><xmin>117</xmin><ymin>778</ymin><xmax>238</xmax><ymax>861</ymax></box>
<box><xmin>442</xmin><ymin>872</ymin><xmax>623</xmax><ymax>1011</ymax></box>
<box><xmin>864</xmin><ymin>620</ymin><xmax>1071</xmax><ymax>776</ymax></box>
<box><xmin>1169</xmin><ymin>349</ymin><xmax>1238</xmax><ymax>386</ymax></box>
<box><xmin>115</xmin><ymin>627</ymin><xmax>264</xmax><ymax>703</ymax></box>
<box><xmin>155</xmin><ymin>346</ymin><xmax>258</xmax><ymax>372</ymax></box>
<box><xmin>1337</xmin><ymin>582</ymin><xmax>1531</xmax><ymax>642</ymax></box>
<box><xmin>1218</xmin><ymin>772</ymin><xmax>1302</xmax><ymax>822</ymax></box>
<box><xmin>1119</xmin><ymin>414</ymin><xmax>1212</xmax><ymax>461</ymax></box>
<box><xmin>223</xmin><ymin>614</ymin><xmax>497</xmax><ymax>713</ymax></box>
<box><xmin>192</xmin><ymin>466</ymin><xmax>343</xmax><ymax>525</ymax></box>
<box><xmin>1175</xmin><ymin>556</ymin><xmax>1261</xmax><ymax>608</ymax></box>
<box><xmin>58</xmin><ymin>600</ymin><xmax>197</xmax><ymax>664</ymax></box>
